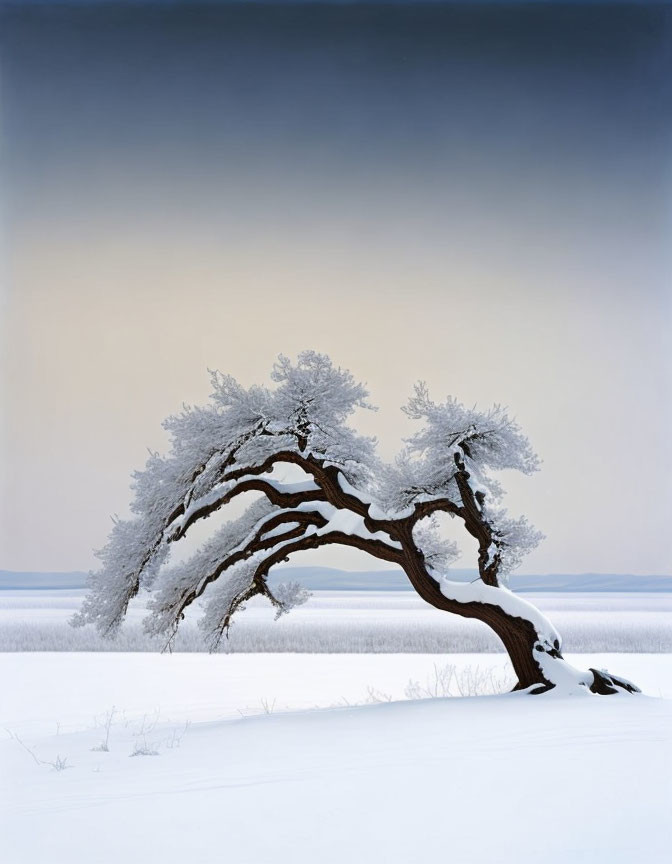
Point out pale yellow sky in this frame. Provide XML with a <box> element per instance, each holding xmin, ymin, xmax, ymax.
<box><xmin>2</xmin><ymin>205</ymin><xmax>670</xmax><ymax>575</ymax></box>
<box><xmin>2</xmin><ymin>1</ymin><xmax>671</xmax><ymax>576</ymax></box>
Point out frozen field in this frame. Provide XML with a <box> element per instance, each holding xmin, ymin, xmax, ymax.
<box><xmin>2</xmin><ymin>651</ymin><xmax>671</xmax><ymax>864</ymax></box>
<box><xmin>1</xmin><ymin>589</ymin><xmax>671</xmax><ymax>653</ymax></box>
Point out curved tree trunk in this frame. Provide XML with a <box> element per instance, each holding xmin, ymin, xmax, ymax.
<box><xmin>414</xmin><ymin>572</ymin><xmax>638</xmax><ymax>694</ymax></box>
<box><xmin>397</xmin><ymin>531</ymin><xmax>639</xmax><ymax>695</ymax></box>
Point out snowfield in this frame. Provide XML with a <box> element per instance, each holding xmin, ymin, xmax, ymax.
<box><xmin>2</xmin><ymin>652</ymin><xmax>671</xmax><ymax>863</ymax></box>
<box><xmin>2</xmin><ymin>589</ymin><xmax>671</xmax><ymax>653</ymax></box>
<box><xmin>3</xmin><ymin>590</ymin><xmax>671</xmax><ymax>862</ymax></box>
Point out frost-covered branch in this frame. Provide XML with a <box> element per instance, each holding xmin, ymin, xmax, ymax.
<box><xmin>167</xmin><ymin>471</ymin><xmax>325</xmax><ymax>543</ymax></box>
<box><xmin>144</xmin><ymin>503</ymin><xmax>326</xmax><ymax>643</ymax></box>
<box><xmin>143</xmin><ymin>497</ymin><xmax>403</xmax><ymax>649</ymax></box>
<box><xmin>196</xmin><ymin>522</ymin><xmax>402</xmax><ymax>649</ymax></box>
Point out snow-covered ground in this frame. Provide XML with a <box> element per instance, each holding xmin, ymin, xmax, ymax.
<box><xmin>2</xmin><ymin>589</ymin><xmax>671</xmax><ymax>652</ymax></box>
<box><xmin>2</xmin><ymin>652</ymin><xmax>671</xmax><ymax>863</ymax></box>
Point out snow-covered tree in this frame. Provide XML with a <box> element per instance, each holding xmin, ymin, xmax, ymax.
<box><xmin>74</xmin><ymin>352</ymin><xmax>638</xmax><ymax>695</ymax></box>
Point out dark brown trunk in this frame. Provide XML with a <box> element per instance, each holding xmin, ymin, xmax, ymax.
<box><xmin>395</xmin><ymin>525</ymin><xmax>556</xmax><ymax>691</ymax></box>
<box><xmin>490</xmin><ymin>615</ymin><xmax>555</xmax><ymax>693</ymax></box>
<box><xmin>398</xmin><ymin>542</ymin><xmax>640</xmax><ymax>694</ymax></box>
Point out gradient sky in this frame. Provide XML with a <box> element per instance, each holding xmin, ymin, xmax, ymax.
<box><xmin>1</xmin><ymin>1</ymin><xmax>671</xmax><ymax>575</ymax></box>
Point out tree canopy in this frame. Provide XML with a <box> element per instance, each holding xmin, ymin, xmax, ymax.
<box><xmin>74</xmin><ymin>352</ymin><xmax>639</xmax><ymax>696</ymax></box>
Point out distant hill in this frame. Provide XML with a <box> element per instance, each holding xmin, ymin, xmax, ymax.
<box><xmin>0</xmin><ymin>570</ymin><xmax>87</xmax><ymax>591</ymax></box>
<box><xmin>509</xmin><ymin>572</ymin><xmax>672</xmax><ymax>592</ymax></box>
<box><xmin>0</xmin><ymin>571</ymin><xmax>90</xmax><ymax>590</ymax></box>
<box><xmin>2</xmin><ymin>567</ymin><xmax>671</xmax><ymax>592</ymax></box>
<box><xmin>268</xmin><ymin>566</ymin><xmax>473</xmax><ymax>591</ymax></box>
<box><xmin>268</xmin><ymin>567</ymin><xmax>672</xmax><ymax>593</ymax></box>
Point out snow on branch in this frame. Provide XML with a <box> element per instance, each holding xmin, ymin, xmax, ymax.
<box><xmin>144</xmin><ymin>500</ymin><xmax>326</xmax><ymax>644</ymax></box>
<box><xmin>167</xmin><ymin>472</ymin><xmax>324</xmax><ymax>543</ymax></box>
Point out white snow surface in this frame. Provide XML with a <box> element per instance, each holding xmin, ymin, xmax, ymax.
<box><xmin>2</xmin><ymin>652</ymin><xmax>671</xmax><ymax>864</ymax></box>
